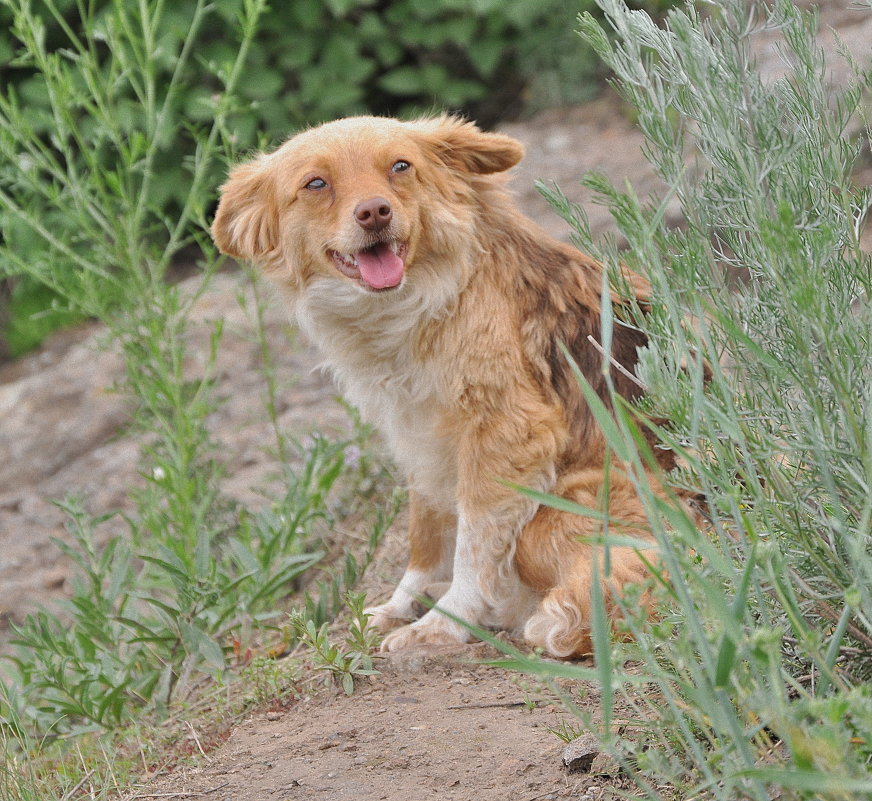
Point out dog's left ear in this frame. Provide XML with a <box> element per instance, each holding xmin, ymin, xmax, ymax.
<box><xmin>211</xmin><ymin>157</ymin><xmax>279</xmax><ymax>262</ymax></box>
<box><xmin>413</xmin><ymin>115</ymin><xmax>524</xmax><ymax>175</ymax></box>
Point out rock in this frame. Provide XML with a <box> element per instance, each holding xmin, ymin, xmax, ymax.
<box><xmin>41</xmin><ymin>568</ymin><xmax>67</xmax><ymax>589</ymax></box>
<box><xmin>0</xmin><ymin>333</ymin><xmax>128</xmax><ymax>493</ymax></box>
<box><xmin>561</xmin><ymin>733</ymin><xmax>600</xmax><ymax>774</ymax></box>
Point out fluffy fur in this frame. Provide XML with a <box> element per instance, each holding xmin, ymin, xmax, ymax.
<box><xmin>212</xmin><ymin>115</ymin><xmax>670</xmax><ymax>657</ymax></box>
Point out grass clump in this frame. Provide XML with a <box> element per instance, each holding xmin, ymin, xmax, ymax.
<box><xmin>505</xmin><ymin>1</ymin><xmax>872</xmax><ymax>799</ymax></box>
<box><xmin>290</xmin><ymin>591</ymin><xmax>382</xmax><ymax>697</ymax></box>
<box><xmin>4</xmin><ymin>432</ymin><xmax>385</xmax><ymax>729</ymax></box>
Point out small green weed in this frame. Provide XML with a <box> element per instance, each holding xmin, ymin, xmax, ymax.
<box><xmin>239</xmin><ymin>655</ymin><xmax>303</xmax><ymax>708</ymax></box>
<box><xmin>343</xmin><ymin>590</ymin><xmax>385</xmax><ymax>658</ymax></box>
<box><xmin>548</xmin><ymin>718</ymin><xmax>587</xmax><ymax>744</ymax></box>
<box><xmin>290</xmin><ymin>591</ymin><xmax>382</xmax><ymax>697</ymax></box>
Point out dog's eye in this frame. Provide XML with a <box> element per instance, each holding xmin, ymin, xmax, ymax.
<box><xmin>305</xmin><ymin>177</ymin><xmax>328</xmax><ymax>190</ymax></box>
<box><xmin>391</xmin><ymin>160</ymin><xmax>411</xmax><ymax>174</ymax></box>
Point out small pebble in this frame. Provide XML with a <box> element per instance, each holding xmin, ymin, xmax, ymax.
<box><xmin>561</xmin><ymin>733</ymin><xmax>600</xmax><ymax>774</ymax></box>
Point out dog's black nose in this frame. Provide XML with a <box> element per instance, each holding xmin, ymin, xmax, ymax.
<box><xmin>354</xmin><ymin>197</ymin><xmax>393</xmax><ymax>232</ymax></box>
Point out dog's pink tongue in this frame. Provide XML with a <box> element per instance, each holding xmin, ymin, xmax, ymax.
<box><xmin>356</xmin><ymin>243</ymin><xmax>404</xmax><ymax>289</ymax></box>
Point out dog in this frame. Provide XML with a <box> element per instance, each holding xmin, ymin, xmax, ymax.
<box><xmin>211</xmin><ymin>115</ymin><xmax>671</xmax><ymax>658</ymax></box>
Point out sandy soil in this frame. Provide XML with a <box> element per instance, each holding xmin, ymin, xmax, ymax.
<box><xmin>127</xmin><ymin>648</ymin><xmax>627</xmax><ymax>801</ymax></box>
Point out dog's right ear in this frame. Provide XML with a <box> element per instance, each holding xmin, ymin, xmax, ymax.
<box><xmin>411</xmin><ymin>115</ymin><xmax>524</xmax><ymax>176</ymax></box>
<box><xmin>211</xmin><ymin>158</ymin><xmax>278</xmax><ymax>261</ymax></box>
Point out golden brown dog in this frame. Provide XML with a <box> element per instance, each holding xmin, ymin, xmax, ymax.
<box><xmin>212</xmin><ymin>115</ymin><xmax>665</xmax><ymax>657</ymax></box>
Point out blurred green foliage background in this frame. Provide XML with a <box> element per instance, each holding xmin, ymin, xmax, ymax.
<box><xmin>0</xmin><ymin>0</ymin><xmax>675</xmax><ymax>357</ymax></box>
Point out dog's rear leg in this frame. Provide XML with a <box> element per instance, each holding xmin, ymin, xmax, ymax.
<box><xmin>364</xmin><ymin>490</ymin><xmax>455</xmax><ymax>634</ymax></box>
<box><xmin>517</xmin><ymin>469</ymin><xmax>658</xmax><ymax>658</ymax></box>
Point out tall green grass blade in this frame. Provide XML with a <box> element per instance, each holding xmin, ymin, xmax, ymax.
<box><xmin>714</xmin><ymin>543</ymin><xmax>756</xmax><ymax>689</ymax></box>
<box><xmin>589</xmin><ymin>559</ymin><xmax>613</xmax><ymax>736</ymax></box>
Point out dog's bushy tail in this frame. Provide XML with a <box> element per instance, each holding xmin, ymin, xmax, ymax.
<box><xmin>521</xmin><ymin>547</ymin><xmax>656</xmax><ymax>658</ymax></box>
<box><xmin>516</xmin><ymin>468</ymin><xmax>658</xmax><ymax>658</ymax></box>
<box><xmin>524</xmin><ymin>586</ymin><xmax>593</xmax><ymax>658</ymax></box>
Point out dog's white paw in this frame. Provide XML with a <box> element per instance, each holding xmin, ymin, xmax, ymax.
<box><xmin>363</xmin><ymin>603</ymin><xmax>414</xmax><ymax>634</ymax></box>
<box><xmin>364</xmin><ymin>580</ymin><xmax>451</xmax><ymax>634</ymax></box>
<box><xmin>380</xmin><ymin>609</ymin><xmax>473</xmax><ymax>652</ymax></box>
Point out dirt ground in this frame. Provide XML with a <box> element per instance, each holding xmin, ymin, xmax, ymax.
<box><xmin>128</xmin><ymin>648</ymin><xmax>622</xmax><ymax>801</ymax></box>
<box><xmin>2</xmin><ymin>3</ymin><xmax>871</xmax><ymax>800</ymax></box>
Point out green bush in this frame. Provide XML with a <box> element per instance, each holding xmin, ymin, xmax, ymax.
<box><xmin>490</xmin><ymin>0</ymin><xmax>872</xmax><ymax>801</ymax></box>
<box><xmin>504</xmin><ymin>1</ymin><xmax>872</xmax><ymax>799</ymax></box>
<box><xmin>0</xmin><ymin>0</ymin><xmax>611</xmax><ymax>182</ymax></box>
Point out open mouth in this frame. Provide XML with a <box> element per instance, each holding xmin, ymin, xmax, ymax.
<box><xmin>329</xmin><ymin>240</ymin><xmax>408</xmax><ymax>291</ymax></box>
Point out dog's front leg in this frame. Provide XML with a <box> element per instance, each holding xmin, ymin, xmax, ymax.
<box><xmin>364</xmin><ymin>490</ymin><xmax>456</xmax><ymax>634</ymax></box>
<box><xmin>381</xmin><ymin>412</ymin><xmax>560</xmax><ymax>651</ymax></box>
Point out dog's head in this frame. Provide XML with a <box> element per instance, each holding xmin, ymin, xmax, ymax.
<box><xmin>211</xmin><ymin>116</ymin><xmax>523</xmax><ymax>293</ymax></box>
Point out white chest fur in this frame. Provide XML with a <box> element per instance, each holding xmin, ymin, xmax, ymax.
<box><xmin>292</xmin><ymin>274</ymin><xmax>462</xmax><ymax>512</ymax></box>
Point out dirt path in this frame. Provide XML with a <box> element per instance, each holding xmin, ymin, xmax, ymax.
<box><xmin>130</xmin><ymin>648</ymin><xmax>620</xmax><ymax>801</ymax></box>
